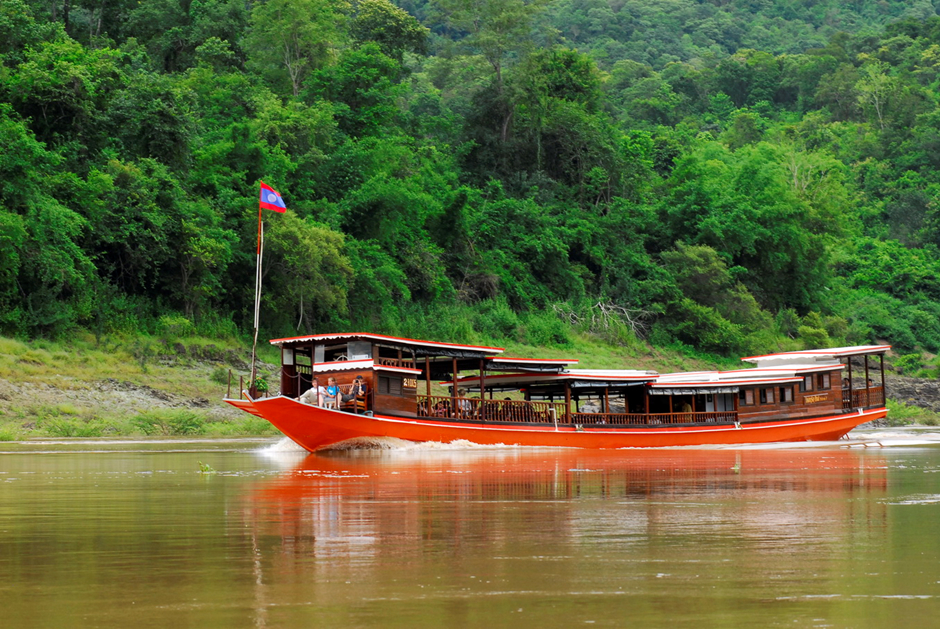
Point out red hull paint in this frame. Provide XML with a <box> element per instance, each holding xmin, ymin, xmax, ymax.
<box><xmin>226</xmin><ymin>397</ymin><xmax>886</xmax><ymax>451</ymax></box>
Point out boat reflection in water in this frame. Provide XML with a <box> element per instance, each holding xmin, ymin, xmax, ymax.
<box><xmin>240</xmin><ymin>443</ymin><xmax>890</xmax><ymax>626</ymax></box>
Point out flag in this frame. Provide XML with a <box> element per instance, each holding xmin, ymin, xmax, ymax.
<box><xmin>259</xmin><ymin>181</ymin><xmax>287</xmax><ymax>213</ymax></box>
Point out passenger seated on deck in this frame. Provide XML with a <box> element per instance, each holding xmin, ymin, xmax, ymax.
<box><xmin>299</xmin><ymin>378</ymin><xmax>322</xmax><ymax>406</ymax></box>
<box><xmin>324</xmin><ymin>377</ymin><xmax>341</xmax><ymax>409</ymax></box>
<box><xmin>341</xmin><ymin>375</ymin><xmax>367</xmax><ymax>413</ymax></box>
<box><xmin>456</xmin><ymin>389</ymin><xmax>472</xmax><ymax>418</ymax></box>
<box><xmin>299</xmin><ymin>387</ymin><xmax>318</xmax><ymax>405</ymax></box>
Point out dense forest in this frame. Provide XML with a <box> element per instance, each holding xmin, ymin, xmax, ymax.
<box><xmin>3</xmin><ymin>0</ymin><xmax>940</xmax><ymax>366</ymax></box>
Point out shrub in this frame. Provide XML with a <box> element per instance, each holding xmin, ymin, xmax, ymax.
<box><xmin>0</xmin><ymin>425</ymin><xmax>21</xmax><ymax>441</ymax></box>
<box><xmin>798</xmin><ymin>325</ymin><xmax>830</xmax><ymax>349</ymax></box>
<box><xmin>519</xmin><ymin>310</ymin><xmax>572</xmax><ymax>347</ymax></box>
<box><xmin>894</xmin><ymin>353</ymin><xmax>923</xmax><ymax>375</ymax></box>
<box><xmin>133</xmin><ymin>409</ymin><xmax>206</xmax><ymax>435</ymax></box>
<box><xmin>664</xmin><ymin>298</ymin><xmax>745</xmax><ymax>356</ymax></box>
<box><xmin>885</xmin><ymin>399</ymin><xmax>922</xmax><ymax>426</ymax></box>
<box><xmin>158</xmin><ymin>315</ymin><xmax>196</xmax><ymax>339</ymax></box>
<box><xmin>43</xmin><ymin>418</ymin><xmax>105</xmax><ymax>437</ymax></box>
<box><xmin>776</xmin><ymin>308</ymin><xmax>801</xmax><ymax>338</ymax></box>
<box><xmin>210</xmin><ymin>366</ymin><xmax>229</xmax><ymax>385</ymax></box>
<box><xmin>473</xmin><ymin>298</ymin><xmax>520</xmax><ymax>340</ymax></box>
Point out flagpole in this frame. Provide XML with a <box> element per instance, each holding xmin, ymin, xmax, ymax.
<box><xmin>249</xmin><ymin>206</ymin><xmax>263</xmax><ymax>396</ymax></box>
<box><xmin>249</xmin><ymin>181</ymin><xmax>286</xmax><ymax>398</ymax></box>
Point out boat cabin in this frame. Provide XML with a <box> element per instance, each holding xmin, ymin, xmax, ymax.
<box><xmin>270</xmin><ymin>334</ymin><xmax>889</xmax><ymax>429</ymax></box>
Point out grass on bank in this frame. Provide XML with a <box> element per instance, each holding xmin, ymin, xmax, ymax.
<box><xmin>0</xmin><ymin>332</ymin><xmax>281</xmax><ymax>439</ymax></box>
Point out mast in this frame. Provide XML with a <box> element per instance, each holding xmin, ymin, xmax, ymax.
<box><xmin>249</xmin><ymin>212</ymin><xmax>264</xmax><ymax>394</ymax></box>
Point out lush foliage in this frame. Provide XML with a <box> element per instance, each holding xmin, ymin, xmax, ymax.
<box><xmin>3</xmin><ymin>0</ymin><xmax>940</xmax><ymax>359</ymax></box>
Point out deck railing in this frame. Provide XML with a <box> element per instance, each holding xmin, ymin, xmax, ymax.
<box><xmin>417</xmin><ymin>396</ymin><xmax>737</xmax><ymax>427</ymax></box>
<box><xmin>418</xmin><ymin>395</ymin><xmax>566</xmax><ymax>424</ymax></box>
<box><xmin>571</xmin><ymin>411</ymin><xmax>737</xmax><ymax>426</ymax></box>
<box><xmin>842</xmin><ymin>386</ymin><xmax>884</xmax><ymax>410</ymax></box>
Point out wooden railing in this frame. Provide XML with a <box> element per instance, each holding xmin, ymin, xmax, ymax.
<box><xmin>418</xmin><ymin>395</ymin><xmax>566</xmax><ymax>424</ymax></box>
<box><xmin>842</xmin><ymin>386</ymin><xmax>885</xmax><ymax>409</ymax></box>
<box><xmin>417</xmin><ymin>396</ymin><xmax>737</xmax><ymax>427</ymax></box>
<box><xmin>571</xmin><ymin>411</ymin><xmax>737</xmax><ymax>426</ymax></box>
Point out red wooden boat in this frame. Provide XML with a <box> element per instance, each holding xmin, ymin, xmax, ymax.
<box><xmin>225</xmin><ymin>333</ymin><xmax>889</xmax><ymax>451</ymax></box>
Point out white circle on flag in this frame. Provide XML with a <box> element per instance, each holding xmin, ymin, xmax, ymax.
<box><xmin>267</xmin><ymin>193</ymin><xmax>277</xmax><ymax>203</ymax></box>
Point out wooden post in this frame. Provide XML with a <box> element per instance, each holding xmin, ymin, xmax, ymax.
<box><xmin>604</xmin><ymin>387</ymin><xmax>610</xmax><ymax>414</ymax></box>
<box><xmin>479</xmin><ymin>359</ymin><xmax>486</xmax><ymax>401</ymax></box>
<box><xmin>847</xmin><ymin>359</ymin><xmax>853</xmax><ymax>408</ymax></box>
<box><xmin>425</xmin><ymin>356</ymin><xmax>431</xmax><ymax>400</ymax></box>
<box><xmin>864</xmin><ymin>354</ymin><xmax>871</xmax><ymax>408</ymax></box>
<box><xmin>564</xmin><ymin>381</ymin><xmax>571</xmax><ymax>423</ymax></box>
<box><xmin>880</xmin><ymin>354</ymin><xmax>886</xmax><ymax>405</ymax></box>
<box><xmin>227</xmin><ymin>369</ymin><xmax>232</xmax><ymax>399</ymax></box>
<box><xmin>451</xmin><ymin>357</ymin><xmax>458</xmax><ymax>418</ymax></box>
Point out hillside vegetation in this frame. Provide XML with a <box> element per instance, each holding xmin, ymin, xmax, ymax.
<box><xmin>3</xmin><ymin>0</ymin><xmax>940</xmax><ymax>374</ymax></box>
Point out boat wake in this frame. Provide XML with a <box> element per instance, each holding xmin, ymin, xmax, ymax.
<box><xmin>320</xmin><ymin>437</ymin><xmax>527</xmax><ymax>452</ymax></box>
<box><xmin>260</xmin><ymin>427</ymin><xmax>940</xmax><ymax>455</ymax></box>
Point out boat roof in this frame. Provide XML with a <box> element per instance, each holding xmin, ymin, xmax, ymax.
<box><xmin>742</xmin><ymin>345</ymin><xmax>891</xmax><ymax>366</ymax></box>
<box><xmin>445</xmin><ymin>369</ymin><xmax>658</xmax><ymax>392</ymax></box>
<box><xmin>269</xmin><ymin>332</ymin><xmax>504</xmax><ymax>356</ymax></box>
<box><xmin>483</xmin><ymin>356</ymin><xmax>579</xmax><ymax>371</ymax></box>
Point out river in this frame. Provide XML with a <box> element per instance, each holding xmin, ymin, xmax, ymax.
<box><xmin>2</xmin><ymin>430</ymin><xmax>940</xmax><ymax>627</ymax></box>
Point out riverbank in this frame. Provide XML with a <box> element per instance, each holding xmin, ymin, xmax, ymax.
<box><xmin>0</xmin><ymin>334</ymin><xmax>280</xmax><ymax>439</ymax></box>
<box><xmin>1</xmin><ymin>334</ymin><xmax>936</xmax><ymax>439</ymax></box>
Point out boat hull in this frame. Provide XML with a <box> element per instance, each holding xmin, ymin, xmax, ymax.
<box><xmin>227</xmin><ymin>397</ymin><xmax>886</xmax><ymax>451</ymax></box>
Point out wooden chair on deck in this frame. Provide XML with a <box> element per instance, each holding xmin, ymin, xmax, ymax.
<box><xmin>338</xmin><ymin>383</ymin><xmax>367</xmax><ymax>414</ymax></box>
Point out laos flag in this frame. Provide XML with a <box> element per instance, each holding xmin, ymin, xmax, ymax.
<box><xmin>259</xmin><ymin>181</ymin><xmax>287</xmax><ymax>213</ymax></box>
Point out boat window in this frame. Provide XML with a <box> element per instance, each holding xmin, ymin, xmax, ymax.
<box><xmin>378</xmin><ymin>375</ymin><xmax>403</xmax><ymax>396</ymax></box>
<box><xmin>759</xmin><ymin>388</ymin><xmax>775</xmax><ymax>404</ymax></box>
<box><xmin>800</xmin><ymin>376</ymin><xmax>814</xmax><ymax>392</ymax></box>
<box><xmin>779</xmin><ymin>386</ymin><xmax>793</xmax><ymax>403</ymax></box>
<box><xmin>817</xmin><ymin>373</ymin><xmax>830</xmax><ymax>390</ymax></box>
<box><xmin>739</xmin><ymin>389</ymin><xmax>755</xmax><ymax>406</ymax></box>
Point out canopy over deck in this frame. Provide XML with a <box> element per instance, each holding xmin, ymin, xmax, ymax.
<box><xmin>447</xmin><ymin>369</ymin><xmax>657</xmax><ymax>394</ymax></box>
<box><xmin>483</xmin><ymin>356</ymin><xmax>579</xmax><ymax>372</ymax></box>
<box><xmin>742</xmin><ymin>345</ymin><xmax>891</xmax><ymax>367</ymax></box>
<box><xmin>270</xmin><ymin>332</ymin><xmax>504</xmax><ymax>357</ymax></box>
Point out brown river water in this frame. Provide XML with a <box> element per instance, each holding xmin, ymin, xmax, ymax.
<box><xmin>2</xmin><ymin>430</ymin><xmax>940</xmax><ymax>628</ymax></box>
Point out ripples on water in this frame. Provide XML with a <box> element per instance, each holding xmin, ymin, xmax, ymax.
<box><xmin>1</xmin><ymin>429</ymin><xmax>939</xmax><ymax>627</ymax></box>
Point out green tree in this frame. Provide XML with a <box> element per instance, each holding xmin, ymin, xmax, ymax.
<box><xmin>305</xmin><ymin>42</ymin><xmax>403</xmax><ymax>137</ymax></box>
<box><xmin>5</xmin><ymin>38</ymin><xmax>121</xmax><ymax>151</ymax></box>
<box><xmin>244</xmin><ymin>0</ymin><xmax>348</xmax><ymax>97</ymax></box>
<box><xmin>0</xmin><ymin>105</ymin><xmax>96</xmax><ymax>333</ymax></box>
<box><xmin>262</xmin><ymin>212</ymin><xmax>353</xmax><ymax>331</ymax></box>
<box><xmin>350</xmin><ymin>0</ymin><xmax>429</xmax><ymax>61</ymax></box>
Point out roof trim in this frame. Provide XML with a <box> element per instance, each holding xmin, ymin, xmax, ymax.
<box><xmin>484</xmin><ymin>356</ymin><xmax>579</xmax><ymax>364</ymax></box>
<box><xmin>374</xmin><ymin>365</ymin><xmax>423</xmax><ymax>375</ymax></box>
<box><xmin>270</xmin><ymin>332</ymin><xmax>504</xmax><ymax>355</ymax></box>
<box><xmin>650</xmin><ymin>376</ymin><xmax>803</xmax><ymax>388</ymax></box>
